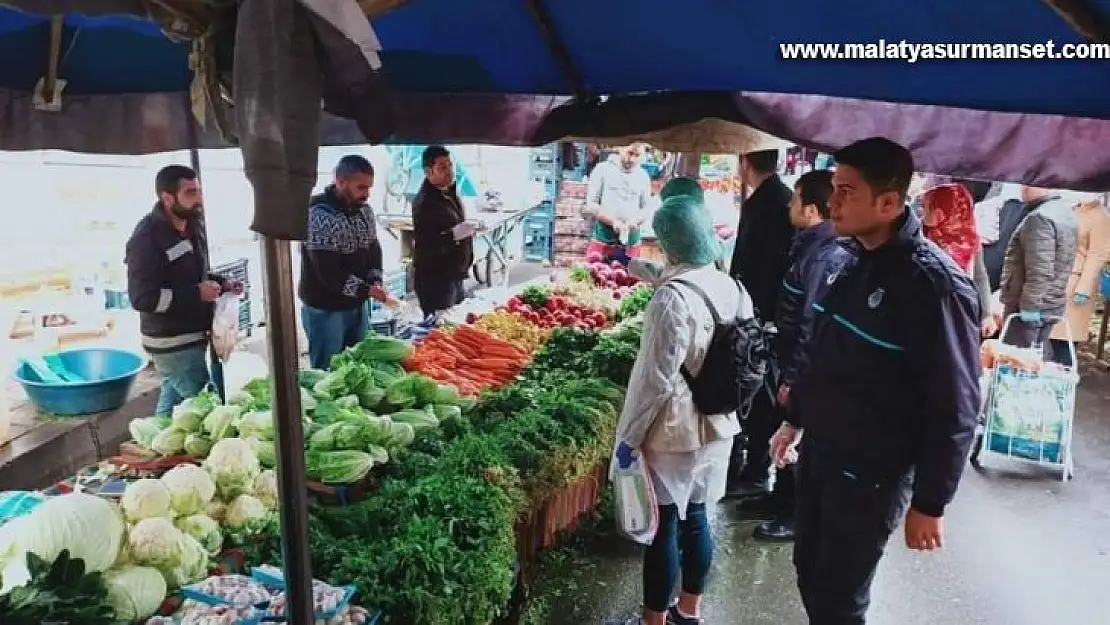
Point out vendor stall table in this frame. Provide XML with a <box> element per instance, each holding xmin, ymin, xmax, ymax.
<box><xmin>380</xmin><ymin>205</ymin><xmax>541</xmax><ymax>289</ymax></box>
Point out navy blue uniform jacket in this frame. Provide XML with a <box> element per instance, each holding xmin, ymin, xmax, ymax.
<box><xmin>789</xmin><ymin>210</ymin><xmax>981</xmax><ymax>517</ymax></box>
<box><xmin>776</xmin><ymin>220</ymin><xmax>849</xmax><ymax>388</ymax></box>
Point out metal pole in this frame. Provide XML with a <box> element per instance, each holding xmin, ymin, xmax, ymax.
<box><xmin>258</xmin><ymin>236</ymin><xmax>315</xmax><ymax>625</ymax></box>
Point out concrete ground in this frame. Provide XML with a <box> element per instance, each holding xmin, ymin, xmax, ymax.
<box><xmin>535</xmin><ymin>360</ymin><xmax>1110</xmax><ymax>625</ymax></box>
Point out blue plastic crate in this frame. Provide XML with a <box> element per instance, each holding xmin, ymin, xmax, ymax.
<box><xmin>522</xmin><ymin>217</ymin><xmax>554</xmax><ymax>262</ymax></box>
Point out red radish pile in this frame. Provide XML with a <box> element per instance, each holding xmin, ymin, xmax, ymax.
<box><xmin>582</xmin><ymin>254</ymin><xmax>642</xmax><ymax>292</ymax></box>
<box><xmin>467</xmin><ymin>294</ymin><xmax>610</xmax><ymax>330</ymax></box>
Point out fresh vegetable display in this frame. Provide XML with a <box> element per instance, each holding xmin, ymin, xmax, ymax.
<box><xmin>0</xmin><ymin>550</ymin><xmax>117</xmax><ymax>624</ymax></box>
<box><xmin>551</xmin><ymin>277</ymin><xmax>623</xmax><ymax>317</ymax></box>
<box><xmin>16</xmin><ymin>284</ymin><xmax>652</xmax><ymax>624</ymax></box>
<box><xmin>403</xmin><ymin>326</ymin><xmax>530</xmax><ymax>394</ymax></box>
<box><xmin>483</xmin><ymin>292</ymin><xmax>612</xmax><ymax>331</ymax></box>
<box><xmin>470</xmin><ymin>309</ymin><xmax>551</xmax><ymax>353</ymax></box>
<box><xmin>577</xmin><ymin>257</ymin><xmax>643</xmax><ymax>290</ymax></box>
<box><xmin>618</xmin><ymin>284</ymin><xmax>655</xmax><ymax>319</ymax></box>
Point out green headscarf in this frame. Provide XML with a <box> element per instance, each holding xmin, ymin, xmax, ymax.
<box><xmin>659</xmin><ymin>176</ymin><xmax>705</xmax><ymax>203</ymax></box>
<box><xmin>652</xmin><ymin>195</ymin><xmax>722</xmax><ymax>267</ymax></box>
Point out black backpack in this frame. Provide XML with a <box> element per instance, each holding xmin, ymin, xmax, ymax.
<box><xmin>668</xmin><ymin>278</ymin><xmax>776</xmax><ymax>419</ymax></box>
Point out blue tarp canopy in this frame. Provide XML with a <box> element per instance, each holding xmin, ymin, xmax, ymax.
<box><xmin>2</xmin><ymin>1</ymin><xmax>1109</xmax><ymax>118</ymax></box>
<box><xmin>1</xmin><ymin>1</ymin><xmax>1110</xmax><ymax>190</ymax></box>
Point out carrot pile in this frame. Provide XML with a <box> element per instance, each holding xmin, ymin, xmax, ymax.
<box><xmin>403</xmin><ymin>324</ymin><xmax>531</xmax><ymax>395</ymax></box>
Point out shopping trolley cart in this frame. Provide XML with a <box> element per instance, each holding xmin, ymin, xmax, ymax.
<box><xmin>973</xmin><ymin>314</ymin><xmax>1078</xmax><ymax>481</ymax></box>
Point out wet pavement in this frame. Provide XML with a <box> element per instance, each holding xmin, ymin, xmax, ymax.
<box><xmin>538</xmin><ymin>361</ymin><xmax>1110</xmax><ymax>625</ymax></box>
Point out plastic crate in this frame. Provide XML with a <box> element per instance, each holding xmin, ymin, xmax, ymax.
<box><xmin>211</xmin><ymin>258</ymin><xmax>252</xmax><ymax>337</ymax></box>
<box><xmin>522</xmin><ymin>215</ymin><xmax>554</xmax><ymax>262</ymax></box>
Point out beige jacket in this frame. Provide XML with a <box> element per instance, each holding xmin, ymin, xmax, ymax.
<box><xmin>1051</xmin><ymin>201</ymin><xmax>1110</xmax><ymax>342</ymax></box>
<box><xmin>615</xmin><ymin>263</ymin><xmax>747</xmax><ymax>453</ymax></box>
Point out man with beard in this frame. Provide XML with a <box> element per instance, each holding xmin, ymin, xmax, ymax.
<box><xmin>412</xmin><ymin>146</ymin><xmax>476</xmax><ymax>317</ymax></box>
<box><xmin>727</xmin><ymin>148</ymin><xmax>796</xmax><ymax>499</ymax></box>
<box><xmin>298</xmin><ymin>155</ymin><xmax>386</xmax><ymax>369</ymax></box>
<box><xmin>126</xmin><ymin>165</ymin><xmax>243</xmax><ymax>415</ymax></box>
<box><xmin>584</xmin><ymin>143</ymin><xmax>652</xmax><ymax>263</ymax></box>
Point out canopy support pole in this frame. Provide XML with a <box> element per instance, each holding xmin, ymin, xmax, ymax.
<box><xmin>258</xmin><ymin>235</ymin><xmax>315</xmax><ymax>624</ymax></box>
<box><xmin>1041</xmin><ymin>0</ymin><xmax>1110</xmax><ymax>42</ymax></box>
<box><xmin>523</xmin><ymin>0</ymin><xmax>589</xmax><ymax>98</ymax></box>
<box><xmin>41</xmin><ymin>15</ymin><xmax>63</xmax><ymax>105</ymax></box>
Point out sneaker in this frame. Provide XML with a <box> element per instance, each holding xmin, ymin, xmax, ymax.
<box><xmin>667</xmin><ymin>605</ymin><xmax>704</xmax><ymax>624</ymax></box>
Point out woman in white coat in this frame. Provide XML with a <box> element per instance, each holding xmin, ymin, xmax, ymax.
<box><xmin>613</xmin><ymin>195</ymin><xmax>750</xmax><ymax>625</ymax></box>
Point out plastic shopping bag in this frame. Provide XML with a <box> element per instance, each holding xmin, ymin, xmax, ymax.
<box><xmin>612</xmin><ymin>448</ymin><xmax>659</xmax><ymax>545</ymax></box>
<box><xmin>211</xmin><ymin>293</ymin><xmax>241</xmax><ymax>363</ymax></box>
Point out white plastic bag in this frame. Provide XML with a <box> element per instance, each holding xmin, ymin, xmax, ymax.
<box><xmin>211</xmin><ymin>293</ymin><xmax>240</xmax><ymax>363</ymax></box>
<box><xmin>612</xmin><ymin>454</ymin><xmax>659</xmax><ymax>545</ymax></box>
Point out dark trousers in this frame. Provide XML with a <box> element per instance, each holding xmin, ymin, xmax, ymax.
<box><xmin>734</xmin><ymin>388</ymin><xmax>777</xmax><ymax>484</ymax></box>
<box><xmin>794</xmin><ymin>450</ymin><xmax>910</xmax><ymax>625</ymax></box>
<box><xmin>414</xmin><ymin>274</ymin><xmax>465</xmax><ymax>318</ymax></box>
<box><xmin>642</xmin><ymin>503</ymin><xmax>714</xmax><ymax>612</ymax></box>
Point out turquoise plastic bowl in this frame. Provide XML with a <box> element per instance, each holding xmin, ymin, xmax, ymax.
<box><xmin>14</xmin><ymin>348</ymin><xmax>146</xmax><ymax>416</ymax></box>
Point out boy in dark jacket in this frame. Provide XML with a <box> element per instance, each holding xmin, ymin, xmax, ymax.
<box><xmin>771</xmin><ymin>138</ymin><xmax>980</xmax><ymax>624</ymax></box>
<box><xmin>411</xmin><ymin>146</ymin><xmax>475</xmax><ymax>317</ymax></box>
<box><xmin>298</xmin><ymin>155</ymin><xmax>385</xmax><ymax>369</ymax></box>
<box><xmin>747</xmin><ymin>169</ymin><xmax>846</xmax><ymax>542</ymax></box>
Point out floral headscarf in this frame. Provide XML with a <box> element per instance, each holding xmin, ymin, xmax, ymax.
<box><xmin>922</xmin><ymin>184</ymin><xmax>980</xmax><ymax>273</ymax></box>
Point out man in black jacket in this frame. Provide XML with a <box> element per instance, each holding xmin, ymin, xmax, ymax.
<box><xmin>299</xmin><ymin>155</ymin><xmax>385</xmax><ymax>369</ymax></box>
<box><xmin>412</xmin><ymin>146</ymin><xmax>475</xmax><ymax>317</ymax></box>
<box><xmin>771</xmin><ymin>138</ymin><xmax>980</xmax><ymax>625</ymax></box>
<box><xmin>749</xmin><ymin>169</ymin><xmax>846</xmax><ymax>543</ymax></box>
<box><xmin>727</xmin><ymin>149</ymin><xmax>796</xmax><ymax>497</ymax></box>
<box><xmin>126</xmin><ymin>165</ymin><xmax>242</xmax><ymax>416</ymax></box>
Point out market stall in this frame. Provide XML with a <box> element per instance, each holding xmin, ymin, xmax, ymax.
<box><xmin>0</xmin><ymin>260</ymin><xmax>653</xmax><ymax>623</ymax></box>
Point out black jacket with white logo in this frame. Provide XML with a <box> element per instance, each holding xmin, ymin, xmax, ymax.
<box><xmin>126</xmin><ymin>205</ymin><xmax>225</xmax><ymax>354</ymax></box>
<box><xmin>790</xmin><ymin>209</ymin><xmax>981</xmax><ymax>518</ymax></box>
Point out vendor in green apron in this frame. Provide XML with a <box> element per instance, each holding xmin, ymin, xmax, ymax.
<box><xmin>583</xmin><ymin>143</ymin><xmax>652</xmax><ymax>262</ymax></box>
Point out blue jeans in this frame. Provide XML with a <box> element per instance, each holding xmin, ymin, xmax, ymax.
<box><xmin>150</xmin><ymin>345</ymin><xmax>222</xmax><ymax>416</ymax></box>
<box><xmin>302</xmin><ymin>305</ymin><xmax>369</xmax><ymax>370</ymax></box>
<box><xmin>642</xmin><ymin>503</ymin><xmax>714</xmax><ymax>612</ymax></box>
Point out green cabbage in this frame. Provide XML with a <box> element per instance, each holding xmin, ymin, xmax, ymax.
<box><xmin>202</xmin><ymin>405</ymin><xmax>242</xmax><ymax>440</ymax></box>
<box><xmin>335</xmin><ymin>395</ymin><xmax>360</xmax><ymax>409</ymax></box>
<box><xmin>249</xmin><ymin>437</ymin><xmax>277</xmax><ymax>468</ymax></box>
<box><xmin>385</xmin><ymin>374</ymin><xmax>440</xmax><ymax>408</ymax></box>
<box><xmin>170</xmin><ymin>393</ymin><xmax>217</xmax><ymax>431</ymax></box>
<box><xmin>174</xmin><ymin>514</ymin><xmax>223</xmax><ymax>555</ymax></box>
<box><xmin>151</xmin><ymin>426</ymin><xmax>188</xmax><ymax>455</ymax></box>
<box><xmin>103</xmin><ymin>566</ymin><xmax>167</xmax><ymax>622</ymax></box>
<box><xmin>390</xmin><ymin>408</ymin><xmax>439</xmax><ymax>431</ymax></box>
<box><xmin>129</xmin><ymin>416</ymin><xmax>170</xmax><ymax>448</ymax></box>
<box><xmin>184</xmin><ymin>433</ymin><xmax>212</xmax><ymax>458</ymax></box>
<box><xmin>2</xmin><ymin>493</ymin><xmax>125</xmax><ymax>575</ymax></box>
<box><xmin>432</xmin><ymin>404</ymin><xmax>462</xmax><ymax>421</ymax></box>
<box><xmin>305</xmin><ymin>450</ymin><xmax>376</xmax><ymax>484</ymax></box>
<box><xmin>357</xmin><ymin>386</ymin><xmax>386</xmax><ymax>410</ymax></box>
<box><xmin>237</xmin><ymin>410</ymin><xmax>275</xmax><ymax>440</ymax></box>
